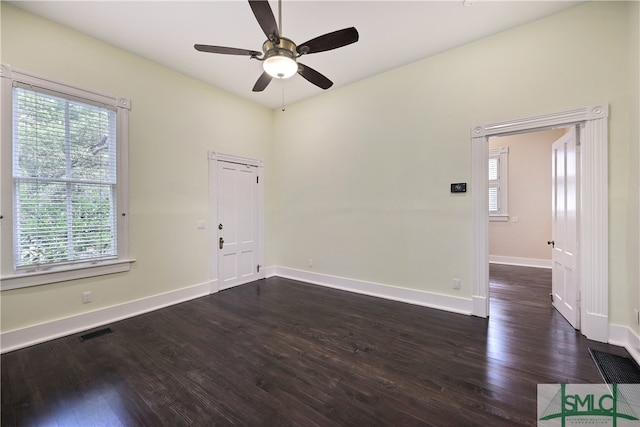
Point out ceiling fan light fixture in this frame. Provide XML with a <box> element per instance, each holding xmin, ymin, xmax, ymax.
<box><xmin>263</xmin><ymin>51</ymin><xmax>298</xmax><ymax>79</ymax></box>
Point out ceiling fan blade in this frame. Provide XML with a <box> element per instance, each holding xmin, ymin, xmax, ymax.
<box><xmin>297</xmin><ymin>27</ymin><xmax>359</xmax><ymax>55</ymax></box>
<box><xmin>248</xmin><ymin>0</ymin><xmax>279</xmax><ymax>42</ymax></box>
<box><xmin>252</xmin><ymin>71</ymin><xmax>273</xmax><ymax>92</ymax></box>
<box><xmin>297</xmin><ymin>63</ymin><xmax>333</xmax><ymax>90</ymax></box>
<box><xmin>194</xmin><ymin>44</ymin><xmax>261</xmax><ymax>56</ymax></box>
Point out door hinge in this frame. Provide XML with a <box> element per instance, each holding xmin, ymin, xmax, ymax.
<box><xmin>257</xmin><ymin>176</ymin><xmax>259</xmax><ymax>184</ymax></box>
<box><xmin>257</xmin><ymin>264</ymin><xmax>262</xmax><ymax>273</ymax></box>
<box><xmin>550</xmin><ymin>293</ymin><xmax>554</xmax><ymax>303</ymax></box>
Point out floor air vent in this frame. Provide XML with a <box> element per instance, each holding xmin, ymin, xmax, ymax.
<box><xmin>79</xmin><ymin>327</ymin><xmax>113</xmax><ymax>342</ymax></box>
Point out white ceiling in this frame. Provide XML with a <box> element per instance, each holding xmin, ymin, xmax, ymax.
<box><xmin>9</xmin><ymin>0</ymin><xmax>583</xmax><ymax>110</ymax></box>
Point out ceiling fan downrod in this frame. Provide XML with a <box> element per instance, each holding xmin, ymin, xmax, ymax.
<box><xmin>278</xmin><ymin>0</ymin><xmax>283</xmax><ymax>36</ymax></box>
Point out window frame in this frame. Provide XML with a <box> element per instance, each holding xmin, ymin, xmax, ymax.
<box><xmin>488</xmin><ymin>146</ymin><xmax>509</xmax><ymax>222</ymax></box>
<box><xmin>1</xmin><ymin>64</ymin><xmax>133</xmax><ymax>290</ymax></box>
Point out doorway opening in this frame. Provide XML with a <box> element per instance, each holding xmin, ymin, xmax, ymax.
<box><xmin>470</xmin><ymin>104</ymin><xmax>609</xmax><ymax>342</ymax></box>
<box><xmin>487</xmin><ymin>127</ymin><xmax>576</xmax><ymax>327</ymax></box>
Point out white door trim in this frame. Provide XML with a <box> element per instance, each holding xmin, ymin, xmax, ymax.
<box><xmin>208</xmin><ymin>151</ymin><xmax>265</xmax><ymax>294</ymax></box>
<box><xmin>470</xmin><ymin>103</ymin><xmax>609</xmax><ymax>342</ymax></box>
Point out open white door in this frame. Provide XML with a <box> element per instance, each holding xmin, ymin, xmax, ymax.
<box><xmin>550</xmin><ymin>127</ymin><xmax>580</xmax><ymax>329</ymax></box>
<box><xmin>217</xmin><ymin>160</ymin><xmax>260</xmax><ymax>290</ymax></box>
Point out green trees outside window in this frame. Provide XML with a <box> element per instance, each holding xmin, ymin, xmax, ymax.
<box><xmin>13</xmin><ymin>87</ymin><xmax>117</xmax><ymax>268</ymax></box>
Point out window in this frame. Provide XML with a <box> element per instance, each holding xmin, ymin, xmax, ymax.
<box><xmin>1</xmin><ymin>65</ymin><xmax>132</xmax><ymax>290</ymax></box>
<box><xmin>488</xmin><ymin>146</ymin><xmax>508</xmax><ymax>221</ymax></box>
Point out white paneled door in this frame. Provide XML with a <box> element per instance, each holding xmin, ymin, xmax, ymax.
<box><xmin>217</xmin><ymin>160</ymin><xmax>260</xmax><ymax>290</ymax></box>
<box><xmin>550</xmin><ymin>127</ymin><xmax>579</xmax><ymax>329</ymax></box>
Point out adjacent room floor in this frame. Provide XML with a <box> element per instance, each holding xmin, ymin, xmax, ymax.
<box><xmin>1</xmin><ymin>264</ymin><xmax>629</xmax><ymax>426</ymax></box>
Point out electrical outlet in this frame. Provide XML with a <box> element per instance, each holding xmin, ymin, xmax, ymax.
<box><xmin>635</xmin><ymin>309</ymin><xmax>639</xmax><ymax>325</ymax></box>
<box><xmin>308</xmin><ymin>259</ymin><xmax>313</xmax><ymax>268</ymax></box>
<box><xmin>82</xmin><ymin>292</ymin><xmax>92</xmax><ymax>304</ymax></box>
<box><xmin>452</xmin><ymin>278</ymin><xmax>461</xmax><ymax>290</ymax></box>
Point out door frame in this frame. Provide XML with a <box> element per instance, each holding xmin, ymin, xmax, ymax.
<box><xmin>208</xmin><ymin>151</ymin><xmax>265</xmax><ymax>293</ymax></box>
<box><xmin>470</xmin><ymin>103</ymin><xmax>609</xmax><ymax>342</ymax></box>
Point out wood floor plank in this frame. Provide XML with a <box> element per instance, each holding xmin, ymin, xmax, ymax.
<box><xmin>1</xmin><ymin>265</ymin><xmax>630</xmax><ymax>426</ymax></box>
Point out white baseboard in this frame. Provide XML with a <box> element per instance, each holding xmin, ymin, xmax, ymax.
<box><xmin>265</xmin><ymin>265</ymin><xmax>278</xmax><ymax>279</ymax></box>
<box><xmin>489</xmin><ymin>255</ymin><xmax>551</xmax><ymax>269</ymax></box>
<box><xmin>270</xmin><ymin>266</ymin><xmax>473</xmax><ymax>316</ymax></box>
<box><xmin>472</xmin><ymin>295</ymin><xmax>488</xmax><ymax>318</ymax></box>
<box><xmin>2</xmin><ymin>268</ymin><xmax>472</xmax><ymax>353</ymax></box>
<box><xmin>609</xmin><ymin>323</ymin><xmax>640</xmax><ymax>365</ymax></box>
<box><xmin>7</xmin><ymin>267</ymin><xmax>627</xmax><ymax>360</ymax></box>
<box><xmin>584</xmin><ymin>312</ymin><xmax>610</xmax><ymax>343</ymax></box>
<box><xmin>0</xmin><ymin>281</ymin><xmax>212</xmax><ymax>354</ymax></box>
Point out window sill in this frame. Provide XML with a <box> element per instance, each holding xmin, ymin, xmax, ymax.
<box><xmin>1</xmin><ymin>259</ymin><xmax>136</xmax><ymax>291</ymax></box>
<box><xmin>490</xmin><ymin>215</ymin><xmax>510</xmax><ymax>222</ymax></box>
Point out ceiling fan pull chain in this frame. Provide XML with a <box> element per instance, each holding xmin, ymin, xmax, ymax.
<box><xmin>281</xmin><ymin>80</ymin><xmax>286</xmax><ymax>112</ymax></box>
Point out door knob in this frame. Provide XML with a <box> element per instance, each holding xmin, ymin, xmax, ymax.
<box><xmin>219</xmin><ymin>237</ymin><xmax>224</xmax><ymax>250</ymax></box>
<box><xmin>547</xmin><ymin>240</ymin><xmax>555</xmax><ymax>248</ymax></box>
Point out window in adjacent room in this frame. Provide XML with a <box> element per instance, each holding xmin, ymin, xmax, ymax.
<box><xmin>488</xmin><ymin>146</ymin><xmax>509</xmax><ymax>221</ymax></box>
<box><xmin>1</xmin><ymin>65</ymin><xmax>133</xmax><ymax>289</ymax></box>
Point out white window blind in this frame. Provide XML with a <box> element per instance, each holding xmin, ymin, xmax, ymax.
<box><xmin>12</xmin><ymin>85</ymin><xmax>118</xmax><ymax>268</ymax></box>
<box><xmin>488</xmin><ymin>156</ymin><xmax>500</xmax><ymax>213</ymax></box>
<box><xmin>488</xmin><ymin>146</ymin><xmax>508</xmax><ymax>218</ymax></box>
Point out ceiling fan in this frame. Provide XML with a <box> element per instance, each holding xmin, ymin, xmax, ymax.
<box><xmin>194</xmin><ymin>0</ymin><xmax>359</xmax><ymax>92</ymax></box>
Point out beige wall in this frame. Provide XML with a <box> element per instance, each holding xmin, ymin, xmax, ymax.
<box><xmin>0</xmin><ymin>4</ymin><xmax>273</xmax><ymax>332</ymax></box>
<box><xmin>628</xmin><ymin>1</ymin><xmax>640</xmax><ymax>345</ymax></box>
<box><xmin>272</xmin><ymin>1</ymin><xmax>638</xmax><ymax>326</ymax></box>
<box><xmin>1</xmin><ymin>1</ymin><xmax>639</xmax><ymax>336</ymax></box>
<box><xmin>488</xmin><ymin>128</ymin><xmax>567</xmax><ymax>263</ymax></box>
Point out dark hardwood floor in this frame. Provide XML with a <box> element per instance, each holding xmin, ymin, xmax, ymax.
<box><xmin>1</xmin><ymin>264</ymin><xmax>629</xmax><ymax>426</ymax></box>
